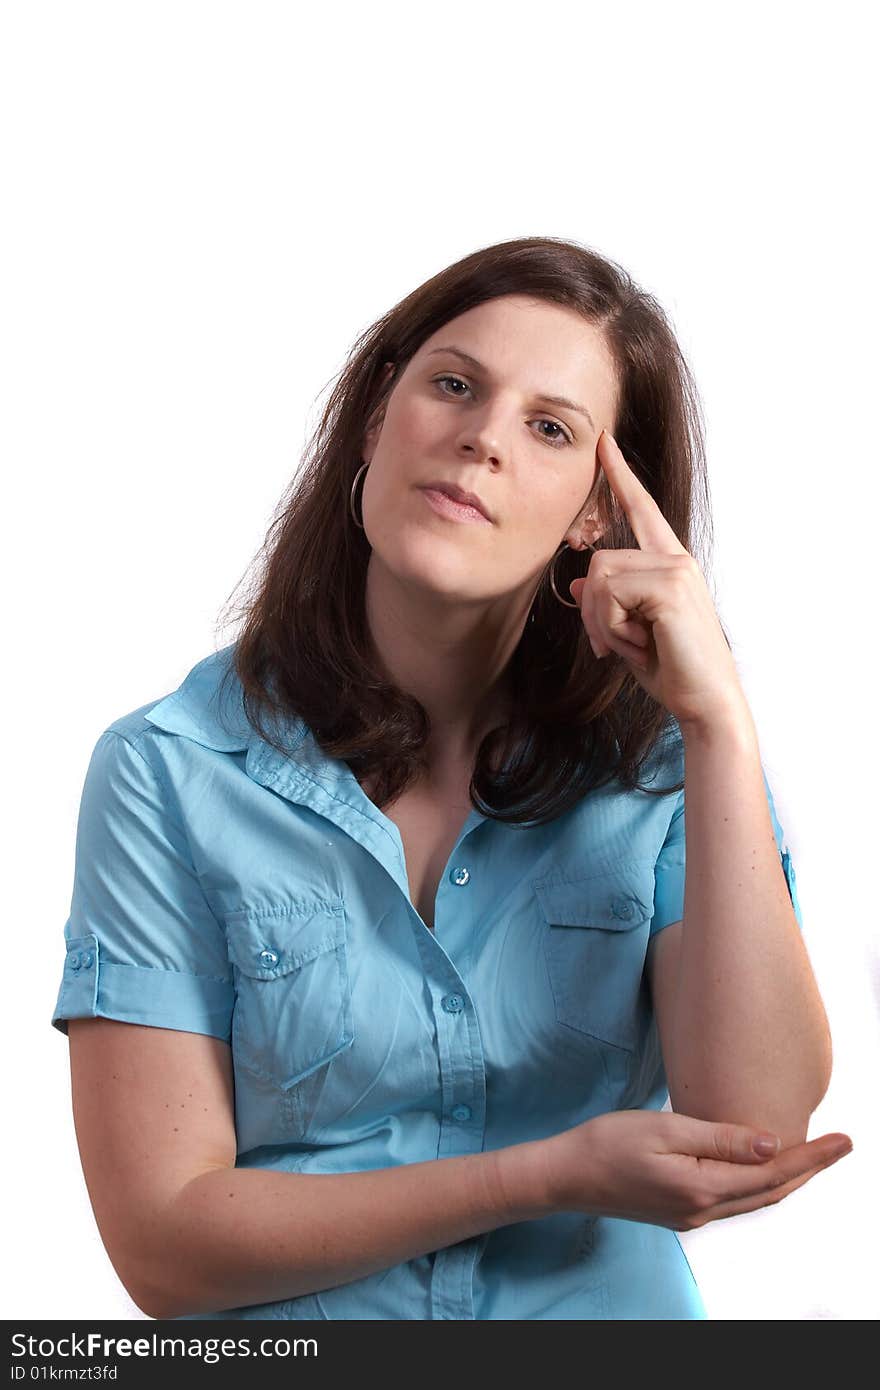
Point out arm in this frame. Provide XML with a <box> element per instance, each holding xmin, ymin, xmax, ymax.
<box><xmin>648</xmin><ymin>701</ymin><xmax>832</xmax><ymax>1149</ymax></box>
<box><xmin>67</xmin><ymin>1018</ymin><xmax>553</xmax><ymax>1321</ymax></box>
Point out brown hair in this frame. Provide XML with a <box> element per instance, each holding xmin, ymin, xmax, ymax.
<box><xmin>217</xmin><ymin>234</ymin><xmax>725</xmax><ymax>825</ymax></box>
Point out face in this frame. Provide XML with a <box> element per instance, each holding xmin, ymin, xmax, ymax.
<box><xmin>359</xmin><ymin>294</ymin><xmax>619</xmax><ymax>608</ymax></box>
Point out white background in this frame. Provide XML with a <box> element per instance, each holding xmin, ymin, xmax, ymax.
<box><xmin>3</xmin><ymin>0</ymin><xmax>877</xmax><ymax>1321</ymax></box>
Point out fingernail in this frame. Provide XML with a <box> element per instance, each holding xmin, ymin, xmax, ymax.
<box><xmin>753</xmin><ymin>1135</ymin><xmax>780</xmax><ymax>1156</ymax></box>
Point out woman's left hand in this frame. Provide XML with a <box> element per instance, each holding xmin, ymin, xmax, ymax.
<box><xmin>568</xmin><ymin>429</ymin><xmax>748</xmax><ymax>730</ymax></box>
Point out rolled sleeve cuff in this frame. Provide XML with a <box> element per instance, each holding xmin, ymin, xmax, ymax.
<box><xmin>651</xmin><ymin>849</ymin><xmax>804</xmax><ymax>937</ymax></box>
<box><xmin>781</xmin><ymin>849</ymin><xmax>804</xmax><ymax>930</ymax></box>
<box><xmin>51</xmin><ymin>933</ymin><xmax>234</xmax><ymax>1042</ymax></box>
<box><xmin>650</xmin><ymin>858</ymin><xmax>686</xmax><ymax>936</ymax></box>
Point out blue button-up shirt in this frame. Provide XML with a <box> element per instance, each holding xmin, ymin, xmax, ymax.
<box><xmin>51</xmin><ymin>645</ymin><xmax>803</xmax><ymax>1320</ymax></box>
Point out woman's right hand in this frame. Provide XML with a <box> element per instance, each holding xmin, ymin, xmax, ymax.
<box><xmin>541</xmin><ymin>1109</ymin><xmax>853</xmax><ymax>1230</ymax></box>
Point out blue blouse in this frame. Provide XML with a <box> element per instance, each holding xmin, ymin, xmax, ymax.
<box><xmin>51</xmin><ymin>645</ymin><xmax>803</xmax><ymax>1320</ymax></box>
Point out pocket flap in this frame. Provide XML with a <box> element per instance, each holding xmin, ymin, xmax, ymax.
<box><xmin>225</xmin><ymin>898</ymin><xmax>346</xmax><ymax>978</ymax></box>
<box><xmin>534</xmin><ymin>866</ymin><xmax>654</xmax><ymax>931</ymax></box>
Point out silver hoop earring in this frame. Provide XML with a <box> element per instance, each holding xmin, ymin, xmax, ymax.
<box><xmin>350</xmin><ymin>460</ymin><xmax>369</xmax><ymax>530</ymax></box>
<box><xmin>549</xmin><ymin>541</ymin><xmax>594</xmax><ymax>608</ymax></box>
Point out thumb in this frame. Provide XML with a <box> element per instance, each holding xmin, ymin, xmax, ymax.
<box><xmin>712</xmin><ymin>1124</ymin><xmax>781</xmax><ymax>1162</ymax></box>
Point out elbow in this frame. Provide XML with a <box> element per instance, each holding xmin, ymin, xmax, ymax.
<box><xmin>750</xmin><ymin>1084</ymin><xmax>830</xmax><ymax>1151</ymax></box>
<box><xmin>119</xmin><ymin>1264</ymin><xmax>182</xmax><ymax>1323</ymax></box>
<box><xmin>128</xmin><ymin>1252</ymin><xmax>209</xmax><ymax>1321</ymax></box>
<box><xmin>795</xmin><ymin>1030</ymin><xmax>834</xmax><ymax>1130</ymax></box>
<box><xmin>116</xmin><ymin>1172</ymin><xmax>232</xmax><ymax>1321</ymax></box>
<box><xmin>112</xmin><ymin>1240</ymin><xmax>189</xmax><ymax>1322</ymax></box>
<box><xmin>122</xmin><ymin>1247</ymin><xmax>225</xmax><ymax>1322</ymax></box>
<box><xmin>776</xmin><ymin>1117</ymin><xmax>811</xmax><ymax>1149</ymax></box>
<box><xmin>136</xmin><ymin>1292</ymin><xmax>177</xmax><ymax>1323</ymax></box>
<box><xmin>756</xmin><ymin>1081</ymin><xmax>831</xmax><ymax>1151</ymax></box>
<box><xmin>132</xmin><ymin>1274</ymin><xmax>200</xmax><ymax>1322</ymax></box>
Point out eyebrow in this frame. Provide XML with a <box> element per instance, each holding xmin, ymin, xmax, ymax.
<box><xmin>425</xmin><ymin>345</ymin><xmax>596</xmax><ymax>431</ymax></box>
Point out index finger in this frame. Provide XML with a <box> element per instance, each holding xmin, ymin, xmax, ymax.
<box><xmin>599</xmin><ymin>429</ymin><xmax>689</xmax><ymax>556</ymax></box>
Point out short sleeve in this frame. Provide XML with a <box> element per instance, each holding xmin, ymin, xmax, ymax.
<box><xmin>649</xmin><ymin>763</ymin><xmax>804</xmax><ymax>937</ymax></box>
<box><xmin>51</xmin><ymin>730</ymin><xmax>234</xmax><ymax>1040</ymax></box>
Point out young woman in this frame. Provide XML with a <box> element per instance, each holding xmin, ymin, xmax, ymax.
<box><xmin>52</xmin><ymin>236</ymin><xmax>850</xmax><ymax>1320</ymax></box>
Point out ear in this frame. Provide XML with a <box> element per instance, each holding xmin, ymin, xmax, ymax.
<box><xmin>567</xmin><ymin>514</ymin><xmax>607</xmax><ymax>552</ymax></box>
<box><xmin>570</xmin><ymin>460</ymin><xmax>617</xmax><ymax>549</ymax></box>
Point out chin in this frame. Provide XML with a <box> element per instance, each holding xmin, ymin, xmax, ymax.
<box><xmin>384</xmin><ymin>538</ymin><xmax>489</xmax><ymax>601</ymax></box>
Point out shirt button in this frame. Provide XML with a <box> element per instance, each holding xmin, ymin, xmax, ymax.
<box><xmin>441</xmin><ymin>993</ymin><xmax>465</xmax><ymax>1014</ymax></box>
<box><xmin>81</xmin><ymin>951</ymin><xmax>94</xmax><ymax>969</ymax></box>
<box><xmin>451</xmin><ymin>1104</ymin><xmax>472</xmax><ymax>1122</ymax></box>
<box><xmin>68</xmin><ymin>951</ymin><xmax>81</xmax><ymax>971</ymax></box>
<box><xmin>259</xmin><ymin>948</ymin><xmax>279</xmax><ymax>968</ymax></box>
<box><xmin>449</xmin><ymin>866</ymin><xmax>470</xmax><ymax>886</ymax></box>
<box><xmin>611</xmin><ymin>897</ymin><xmax>634</xmax><ymax>920</ymax></box>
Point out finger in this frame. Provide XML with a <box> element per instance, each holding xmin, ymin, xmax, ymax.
<box><xmin>588</xmin><ymin>555</ymin><xmax>695</xmax><ymax>632</ymax></box>
<box><xmin>594</xmin><ymin>634</ymin><xmax>652</xmax><ymax>669</ymax></box>
<box><xmin>693</xmin><ymin>1134</ymin><xmax>853</xmax><ymax>1200</ymax></box>
<box><xmin>584</xmin><ymin>586</ymin><xmax>654</xmax><ymax>663</ymax></box>
<box><xmin>598</xmin><ymin>430</ymin><xmax>689</xmax><ymax>557</ymax></box>
<box><xmin>614</xmin><ymin>620</ymin><xmax>651</xmax><ymax>648</ymax></box>
<box><xmin>696</xmin><ymin>1145</ymin><xmax>853</xmax><ymax>1225</ymax></box>
<box><xmin>568</xmin><ymin>553</ymin><xmax>685</xmax><ymax>612</ymax></box>
<box><xmin>589</xmin><ymin>614</ymin><xmax>653</xmax><ymax>665</ymax></box>
<box><xmin>579</xmin><ymin>554</ymin><xmax>695</xmax><ymax>668</ymax></box>
<box><xmin>588</xmin><ymin>617</ymin><xmax>650</xmax><ymax>655</ymax></box>
<box><xmin>666</xmin><ymin>1118</ymin><xmax>850</xmax><ymax>1168</ymax></box>
<box><xmin>572</xmin><ymin>581</ymin><xmax>650</xmax><ymax>660</ymax></box>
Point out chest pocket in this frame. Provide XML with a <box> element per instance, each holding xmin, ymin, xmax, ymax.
<box><xmin>224</xmin><ymin>897</ymin><xmax>354</xmax><ymax>1092</ymax></box>
<box><xmin>534</xmin><ymin>864</ymin><xmax>654</xmax><ymax>1054</ymax></box>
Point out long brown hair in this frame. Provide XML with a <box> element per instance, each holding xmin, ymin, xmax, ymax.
<box><xmin>217</xmin><ymin>235</ymin><xmax>722</xmax><ymax>824</ymax></box>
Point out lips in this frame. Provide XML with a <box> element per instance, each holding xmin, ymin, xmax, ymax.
<box><xmin>419</xmin><ymin>480</ymin><xmax>493</xmax><ymax>522</ymax></box>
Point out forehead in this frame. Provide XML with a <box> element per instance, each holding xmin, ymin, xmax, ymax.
<box><xmin>415</xmin><ymin>296</ymin><xmax>618</xmax><ymax>411</ymax></box>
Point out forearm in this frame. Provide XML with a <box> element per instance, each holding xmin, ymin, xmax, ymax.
<box><xmin>139</xmin><ymin>1139</ymin><xmax>553</xmax><ymax>1320</ymax></box>
<box><xmin>667</xmin><ymin>702</ymin><xmax>832</xmax><ymax>1145</ymax></box>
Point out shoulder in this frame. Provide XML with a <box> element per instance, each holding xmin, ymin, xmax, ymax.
<box><xmin>95</xmin><ymin>645</ymin><xmax>250</xmax><ymax>758</ymax></box>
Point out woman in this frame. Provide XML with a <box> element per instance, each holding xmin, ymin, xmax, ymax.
<box><xmin>52</xmin><ymin>236</ymin><xmax>850</xmax><ymax>1320</ymax></box>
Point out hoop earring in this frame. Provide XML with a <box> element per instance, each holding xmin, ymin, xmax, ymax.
<box><xmin>549</xmin><ymin>541</ymin><xmax>594</xmax><ymax>608</ymax></box>
<box><xmin>350</xmin><ymin>460</ymin><xmax>369</xmax><ymax>530</ymax></box>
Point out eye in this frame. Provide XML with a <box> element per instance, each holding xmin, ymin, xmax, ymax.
<box><xmin>431</xmin><ymin>375</ymin><xmax>573</xmax><ymax>448</ymax></box>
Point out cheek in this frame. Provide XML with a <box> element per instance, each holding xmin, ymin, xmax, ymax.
<box><xmin>515</xmin><ymin>484</ymin><xmax>580</xmax><ymax>552</ymax></box>
<box><xmin>387</xmin><ymin>399</ymin><xmax>438</xmax><ymax>458</ymax></box>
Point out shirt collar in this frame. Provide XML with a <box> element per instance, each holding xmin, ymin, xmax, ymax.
<box><xmin>142</xmin><ymin>644</ymin><xmax>429</xmax><ymax>894</ymax></box>
<box><xmin>143</xmin><ymin>644</ymin><xmax>309</xmax><ymax>756</ymax></box>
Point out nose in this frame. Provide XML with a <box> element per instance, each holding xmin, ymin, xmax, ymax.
<box><xmin>461</xmin><ymin>441</ymin><xmax>502</xmax><ymax>468</ymax></box>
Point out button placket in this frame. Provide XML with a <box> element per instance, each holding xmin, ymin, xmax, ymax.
<box><xmin>431</xmin><ymin>969</ymin><xmax>485</xmax><ymax>1318</ymax></box>
<box><xmin>411</xmin><ymin>841</ymin><xmax>485</xmax><ymax>1319</ymax></box>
